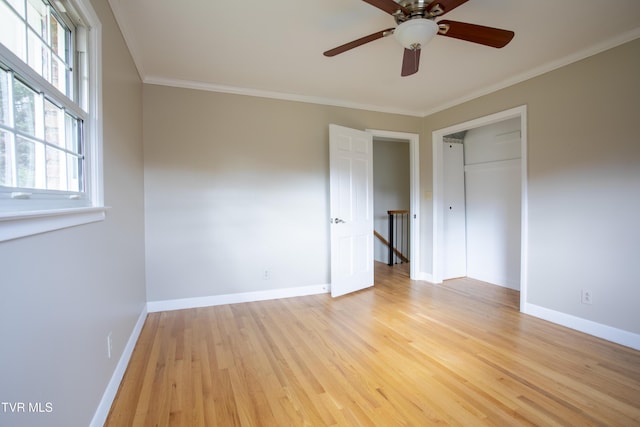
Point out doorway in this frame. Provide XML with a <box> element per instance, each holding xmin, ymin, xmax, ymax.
<box><xmin>373</xmin><ymin>137</ymin><xmax>410</xmax><ymax>267</ymax></box>
<box><xmin>432</xmin><ymin>106</ymin><xmax>528</xmax><ymax>310</ymax></box>
<box><xmin>329</xmin><ymin>125</ymin><xmax>420</xmax><ymax>298</ymax></box>
<box><xmin>369</xmin><ymin>129</ymin><xmax>420</xmax><ymax>281</ymax></box>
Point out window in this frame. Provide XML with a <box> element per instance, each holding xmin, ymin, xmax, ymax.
<box><xmin>0</xmin><ymin>0</ymin><xmax>103</xmax><ymax>241</ymax></box>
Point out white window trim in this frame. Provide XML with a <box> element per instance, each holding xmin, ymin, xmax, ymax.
<box><xmin>0</xmin><ymin>206</ymin><xmax>106</xmax><ymax>241</ymax></box>
<box><xmin>0</xmin><ymin>0</ymin><xmax>105</xmax><ymax>242</ymax></box>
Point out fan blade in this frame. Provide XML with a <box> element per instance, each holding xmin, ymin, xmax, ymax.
<box><xmin>401</xmin><ymin>48</ymin><xmax>421</xmax><ymax>77</ymax></box>
<box><xmin>324</xmin><ymin>28</ymin><xmax>394</xmax><ymax>57</ymax></box>
<box><xmin>362</xmin><ymin>0</ymin><xmax>410</xmax><ymax>16</ymax></box>
<box><xmin>437</xmin><ymin>20</ymin><xmax>514</xmax><ymax>48</ymax></box>
<box><xmin>427</xmin><ymin>0</ymin><xmax>470</xmax><ymax>16</ymax></box>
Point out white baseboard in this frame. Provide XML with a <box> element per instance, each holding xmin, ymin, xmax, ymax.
<box><xmin>88</xmin><ymin>284</ymin><xmax>329</xmax><ymax>425</ymax></box>
<box><xmin>523</xmin><ymin>303</ymin><xmax>640</xmax><ymax>351</ymax></box>
<box><xmin>416</xmin><ymin>272</ymin><xmax>435</xmax><ymax>283</ymax></box>
<box><xmin>90</xmin><ymin>306</ymin><xmax>148</xmax><ymax>427</ymax></box>
<box><xmin>147</xmin><ymin>283</ymin><xmax>330</xmax><ymax>313</ymax></box>
<box><xmin>467</xmin><ymin>273</ymin><xmax>519</xmax><ymax>290</ymax></box>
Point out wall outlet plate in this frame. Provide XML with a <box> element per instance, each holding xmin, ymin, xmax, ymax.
<box><xmin>107</xmin><ymin>332</ymin><xmax>113</xmax><ymax>359</ymax></box>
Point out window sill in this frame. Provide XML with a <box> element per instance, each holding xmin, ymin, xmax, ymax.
<box><xmin>0</xmin><ymin>207</ymin><xmax>108</xmax><ymax>242</ymax></box>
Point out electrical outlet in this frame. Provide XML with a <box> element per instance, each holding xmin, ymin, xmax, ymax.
<box><xmin>581</xmin><ymin>289</ymin><xmax>593</xmax><ymax>305</ymax></box>
<box><xmin>263</xmin><ymin>269</ymin><xmax>271</xmax><ymax>280</ymax></box>
<box><xmin>107</xmin><ymin>332</ymin><xmax>113</xmax><ymax>359</ymax></box>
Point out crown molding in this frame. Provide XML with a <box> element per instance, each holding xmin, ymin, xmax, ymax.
<box><xmin>143</xmin><ymin>76</ymin><xmax>425</xmax><ymax>117</ymax></box>
<box><xmin>418</xmin><ymin>27</ymin><xmax>640</xmax><ymax>117</ymax></box>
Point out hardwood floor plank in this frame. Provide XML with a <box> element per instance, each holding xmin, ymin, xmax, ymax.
<box><xmin>106</xmin><ymin>263</ymin><xmax>640</xmax><ymax>426</ymax></box>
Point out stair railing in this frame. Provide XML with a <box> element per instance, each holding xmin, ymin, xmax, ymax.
<box><xmin>374</xmin><ymin>210</ymin><xmax>410</xmax><ymax>266</ymax></box>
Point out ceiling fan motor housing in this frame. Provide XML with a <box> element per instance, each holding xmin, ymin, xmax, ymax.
<box><xmin>393</xmin><ymin>0</ymin><xmax>443</xmax><ymax>24</ymax></box>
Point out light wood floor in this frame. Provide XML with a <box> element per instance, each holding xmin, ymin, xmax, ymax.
<box><xmin>106</xmin><ymin>263</ymin><xmax>640</xmax><ymax>426</ymax></box>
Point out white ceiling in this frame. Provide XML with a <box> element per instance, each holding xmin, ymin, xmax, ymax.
<box><xmin>108</xmin><ymin>0</ymin><xmax>640</xmax><ymax>116</ymax></box>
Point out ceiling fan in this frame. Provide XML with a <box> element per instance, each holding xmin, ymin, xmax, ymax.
<box><xmin>324</xmin><ymin>0</ymin><xmax>515</xmax><ymax>76</ymax></box>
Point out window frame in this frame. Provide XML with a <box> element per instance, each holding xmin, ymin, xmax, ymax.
<box><xmin>0</xmin><ymin>0</ymin><xmax>104</xmax><ymax>242</ymax></box>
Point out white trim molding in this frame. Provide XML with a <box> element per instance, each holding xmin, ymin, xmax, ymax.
<box><xmin>419</xmin><ymin>28</ymin><xmax>640</xmax><ymax>117</ymax></box>
<box><xmin>89</xmin><ymin>306</ymin><xmax>148</xmax><ymax>427</ymax></box>
<box><xmin>416</xmin><ymin>272</ymin><xmax>435</xmax><ymax>284</ymax></box>
<box><xmin>524</xmin><ymin>303</ymin><xmax>640</xmax><ymax>351</ymax></box>
<box><xmin>143</xmin><ymin>76</ymin><xmax>424</xmax><ymax>117</ymax></box>
<box><xmin>0</xmin><ymin>207</ymin><xmax>108</xmax><ymax>241</ymax></box>
<box><xmin>432</xmin><ymin>105</ymin><xmax>528</xmax><ymax>310</ymax></box>
<box><xmin>366</xmin><ymin>129</ymin><xmax>421</xmax><ymax>281</ymax></box>
<box><xmin>147</xmin><ymin>284</ymin><xmax>330</xmax><ymax>313</ymax></box>
<box><xmin>0</xmin><ymin>0</ymin><xmax>104</xmax><ymax>242</ymax></box>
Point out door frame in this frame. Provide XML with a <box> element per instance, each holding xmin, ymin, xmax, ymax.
<box><xmin>367</xmin><ymin>129</ymin><xmax>420</xmax><ymax>281</ymax></box>
<box><xmin>432</xmin><ymin>105</ymin><xmax>528</xmax><ymax>311</ymax></box>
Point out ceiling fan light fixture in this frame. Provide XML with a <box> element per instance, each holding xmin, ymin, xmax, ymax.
<box><xmin>394</xmin><ymin>18</ymin><xmax>438</xmax><ymax>50</ymax></box>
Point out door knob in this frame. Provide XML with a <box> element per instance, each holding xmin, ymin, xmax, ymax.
<box><xmin>332</xmin><ymin>218</ymin><xmax>346</xmax><ymax>224</ymax></box>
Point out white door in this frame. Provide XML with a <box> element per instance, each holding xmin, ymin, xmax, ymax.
<box><xmin>329</xmin><ymin>124</ymin><xmax>374</xmax><ymax>298</ymax></box>
<box><xmin>443</xmin><ymin>141</ymin><xmax>467</xmax><ymax>279</ymax></box>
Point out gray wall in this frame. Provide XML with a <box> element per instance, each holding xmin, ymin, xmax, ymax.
<box><xmin>421</xmin><ymin>39</ymin><xmax>640</xmax><ymax>334</ymax></box>
<box><xmin>0</xmin><ymin>0</ymin><xmax>146</xmax><ymax>425</ymax></box>
<box><xmin>144</xmin><ymin>38</ymin><xmax>640</xmax><ymax>336</ymax></box>
<box><xmin>142</xmin><ymin>86</ymin><xmax>421</xmax><ymax>302</ymax></box>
